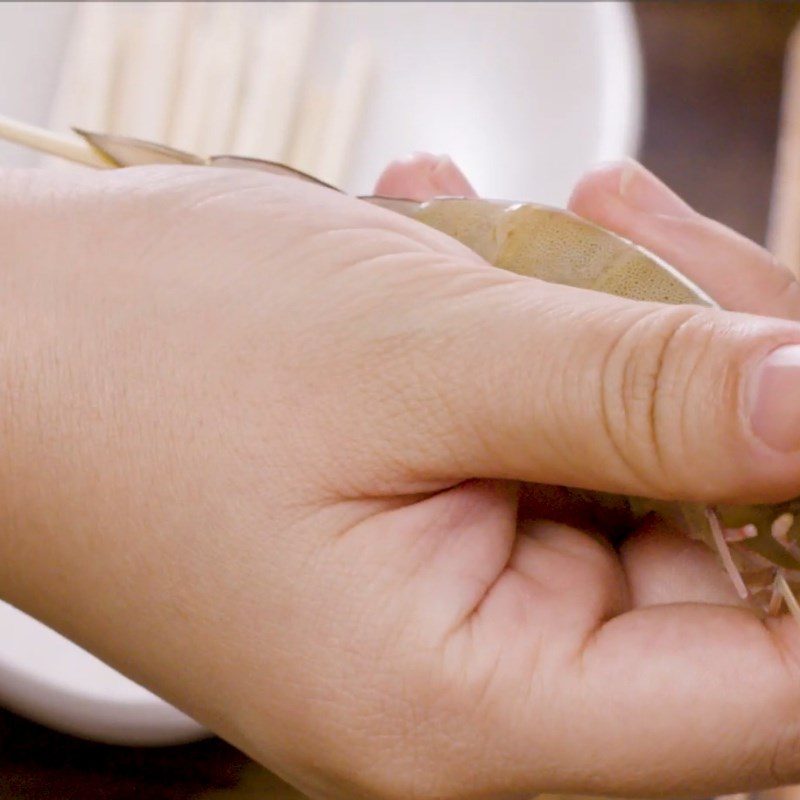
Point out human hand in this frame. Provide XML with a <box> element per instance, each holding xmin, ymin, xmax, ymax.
<box><xmin>2</xmin><ymin>156</ymin><xmax>800</xmax><ymax>799</ymax></box>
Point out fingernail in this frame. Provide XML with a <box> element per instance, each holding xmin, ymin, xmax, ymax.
<box><xmin>749</xmin><ymin>344</ymin><xmax>800</xmax><ymax>452</ymax></box>
<box><xmin>431</xmin><ymin>156</ymin><xmax>476</xmax><ymax>197</ymax></box>
<box><xmin>617</xmin><ymin>159</ymin><xmax>695</xmax><ymax>219</ymax></box>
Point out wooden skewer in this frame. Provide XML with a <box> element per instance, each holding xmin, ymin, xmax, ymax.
<box><xmin>197</xmin><ymin>3</ymin><xmax>249</xmax><ymax>155</ymax></box>
<box><xmin>1</xmin><ymin>1</ymin><xmax>367</xmax><ymax>181</ymax></box>
<box><xmin>112</xmin><ymin>3</ymin><xmax>188</xmax><ymax>143</ymax></box>
<box><xmin>288</xmin><ymin>86</ymin><xmax>331</xmax><ymax>176</ymax></box>
<box><xmin>0</xmin><ymin>113</ymin><xmax>110</xmax><ymax>168</ymax></box>
<box><xmin>48</xmin><ymin>2</ymin><xmax>119</xmax><ymax>142</ymax></box>
<box><xmin>259</xmin><ymin>2</ymin><xmax>320</xmax><ymax>161</ymax></box>
<box><xmin>231</xmin><ymin>5</ymin><xmax>281</xmax><ymax>155</ymax></box>
<box><xmin>769</xmin><ymin>21</ymin><xmax>800</xmax><ymax>275</ymax></box>
<box><xmin>314</xmin><ymin>40</ymin><xmax>373</xmax><ymax>186</ymax></box>
<box><xmin>169</xmin><ymin>4</ymin><xmax>213</xmax><ymax>153</ymax></box>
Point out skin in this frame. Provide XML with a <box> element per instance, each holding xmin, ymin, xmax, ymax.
<box><xmin>3</xmin><ymin>155</ymin><xmax>800</xmax><ymax>799</ymax></box>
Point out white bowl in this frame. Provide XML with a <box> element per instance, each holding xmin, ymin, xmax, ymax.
<box><xmin>0</xmin><ymin>603</ymin><xmax>202</xmax><ymax>745</ymax></box>
<box><xmin>0</xmin><ymin>1</ymin><xmax>642</xmax><ymax>745</ymax></box>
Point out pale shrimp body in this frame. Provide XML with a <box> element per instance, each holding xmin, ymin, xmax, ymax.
<box><xmin>10</xmin><ymin>125</ymin><xmax>800</xmax><ymax>622</ymax></box>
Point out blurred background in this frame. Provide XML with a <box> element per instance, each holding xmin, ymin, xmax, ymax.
<box><xmin>0</xmin><ymin>2</ymin><xmax>643</xmax><ymax>202</ymax></box>
<box><xmin>0</xmin><ymin>1</ymin><xmax>799</xmax><ymax>797</ymax></box>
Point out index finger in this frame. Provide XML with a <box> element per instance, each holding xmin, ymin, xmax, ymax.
<box><xmin>569</xmin><ymin>160</ymin><xmax>800</xmax><ymax>321</ymax></box>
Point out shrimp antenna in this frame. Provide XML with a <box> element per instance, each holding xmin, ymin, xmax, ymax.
<box><xmin>776</xmin><ymin>572</ymin><xmax>800</xmax><ymax>627</ymax></box>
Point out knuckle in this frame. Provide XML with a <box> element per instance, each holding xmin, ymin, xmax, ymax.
<box><xmin>568</xmin><ymin>162</ymin><xmax>628</xmax><ymax>216</ymax></box>
<box><xmin>768</xmin><ymin>256</ymin><xmax>800</xmax><ymax>319</ymax></box>
<box><xmin>601</xmin><ymin>305</ymin><xmax>719</xmax><ymax>494</ymax></box>
<box><xmin>768</xmin><ymin>715</ymin><xmax>800</xmax><ymax>786</ymax></box>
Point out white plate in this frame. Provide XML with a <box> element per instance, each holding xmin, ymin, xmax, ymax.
<box><xmin>0</xmin><ymin>1</ymin><xmax>642</xmax><ymax>745</ymax></box>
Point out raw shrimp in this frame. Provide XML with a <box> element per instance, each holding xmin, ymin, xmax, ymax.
<box><xmin>4</xmin><ymin>121</ymin><xmax>800</xmax><ymax>623</ymax></box>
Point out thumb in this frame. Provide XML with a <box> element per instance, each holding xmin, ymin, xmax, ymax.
<box><xmin>397</xmin><ymin>269</ymin><xmax>800</xmax><ymax>503</ymax></box>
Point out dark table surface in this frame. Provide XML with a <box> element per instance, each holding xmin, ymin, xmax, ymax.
<box><xmin>3</xmin><ymin>2</ymin><xmax>800</xmax><ymax>798</ymax></box>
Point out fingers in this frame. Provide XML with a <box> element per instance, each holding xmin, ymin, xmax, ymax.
<box><xmin>620</xmin><ymin>515</ymin><xmax>747</xmax><ymax>608</ymax></box>
<box><xmin>569</xmin><ymin>159</ymin><xmax>800</xmax><ymax>320</ymax></box>
<box><xmin>398</xmin><ymin>268</ymin><xmax>800</xmax><ymax>503</ymax></box>
<box><xmin>548</xmin><ymin>606</ymin><xmax>800</xmax><ymax>795</ymax></box>
<box><xmin>479</xmin><ymin>562</ymin><xmax>800</xmax><ymax>796</ymax></box>
<box><xmin>374</xmin><ymin>152</ymin><xmax>478</xmax><ymax>200</ymax></box>
<box><xmin>439</xmin><ymin>517</ymin><xmax>800</xmax><ymax>797</ymax></box>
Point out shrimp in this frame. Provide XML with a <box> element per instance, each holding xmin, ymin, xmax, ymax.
<box><xmin>4</xmin><ymin>120</ymin><xmax>800</xmax><ymax>623</ymax></box>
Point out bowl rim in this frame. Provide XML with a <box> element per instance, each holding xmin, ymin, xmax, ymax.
<box><xmin>592</xmin><ymin>1</ymin><xmax>644</xmax><ymax>163</ymax></box>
